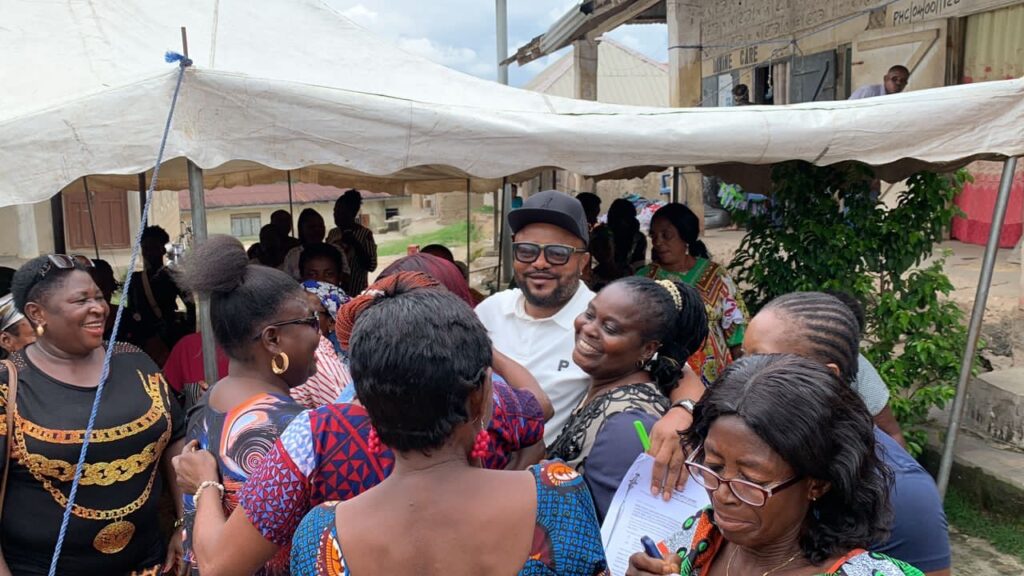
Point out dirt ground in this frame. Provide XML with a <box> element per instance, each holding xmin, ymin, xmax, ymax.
<box><xmin>949</xmin><ymin>529</ymin><xmax>1024</xmax><ymax>574</ymax></box>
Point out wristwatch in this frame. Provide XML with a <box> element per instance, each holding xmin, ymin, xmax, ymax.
<box><xmin>671</xmin><ymin>398</ymin><xmax>696</xmax><ymax>414</ymax></box>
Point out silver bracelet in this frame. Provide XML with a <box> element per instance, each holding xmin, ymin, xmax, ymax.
<box><xmin>194</xmin><ymin>480</ymin><xmax>225</xmax><ymax>503</ymax></box>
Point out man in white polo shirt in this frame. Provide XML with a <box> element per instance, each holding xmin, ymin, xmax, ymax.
<box><xmin>476</xmin><ymin>190</ymin><xmax>594</xmax><ymax>445</ymax></box>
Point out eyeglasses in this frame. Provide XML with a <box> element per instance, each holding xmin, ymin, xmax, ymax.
<box><xmin>252</xmin><ymin>311</ymin><xmax>320</xmax><ymax>340</ymax></box>
<box><xmin>512</xmin><ymin>242</ymin><xmax>587</xmax><ymax>266</ymax></box>
<box><xmin>684</xmin><ymin>445</ymin><xmax>802</xmax><ymax>507</ymax></box>
<box><xmin>39</xmin><ymin>254</ymin><xmax>94</xmax><ymax>278</ymax></box>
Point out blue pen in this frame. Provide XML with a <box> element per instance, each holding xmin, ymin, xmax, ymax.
<box><xmin>641</xmin><ymin>535</ymin><xmax>663</xmax><ymax>560</ymax></box>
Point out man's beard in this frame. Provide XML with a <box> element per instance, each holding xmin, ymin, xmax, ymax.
<box><xmin>517</xmin><ymin>271</ymin><xmax>579</xmax><ymax>310</ymax></box>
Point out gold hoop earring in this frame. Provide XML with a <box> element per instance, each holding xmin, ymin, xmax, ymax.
<box><xmin>271</xmin><ymin>352</ymin><xmax>290</xmax><ymax>375</ymax></box>
<box><xmin>35</xmin><ymin>324</ymin><xmax>45</xmax><ymax>337</ymax></box>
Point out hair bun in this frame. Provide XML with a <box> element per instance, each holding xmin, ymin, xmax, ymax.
<box><xmin>172</xmin><ymin>235</ymin><xmax>249</xmax><ymax>296</ymax></box>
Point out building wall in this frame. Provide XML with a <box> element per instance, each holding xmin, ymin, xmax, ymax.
<box><xmin>699</xmin><ymin>0</ymin><xmax>1023</xmax><ymax>102</ymax></box>
<box><xmin>181</xmin><ymin>197</ymin><xmax>414</xmax><ymax>240</ymax></box>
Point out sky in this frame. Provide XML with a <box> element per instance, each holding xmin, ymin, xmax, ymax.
<box><xmin>323</xmin><ymin>0</ymin><xmax>668</xmax><ymax>86</ymax></box>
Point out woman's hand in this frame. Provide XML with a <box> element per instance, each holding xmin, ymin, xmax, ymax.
<box><xmin>162</xmin><ymin>529</ymin><xmax>184</xmax><ymax>575</ymax></box>
<box><xmin>171</xmin><ymin>440</ymin><xmax>219</xmax><ymax>494</ymax></box>
<box><xmin>648</xmin><ymin>407</ymin><xmax>693</xmax><ymax>500</ymax></box>
<box><xmin>626</xmin><ymin>551</ymin><xmax>681</xmax><ymax>575</ymax></box>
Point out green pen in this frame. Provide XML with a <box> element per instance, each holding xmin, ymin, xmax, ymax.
<box><xmin>633</xmin><ymin>420</ymin><xmax>651</xmax><ymax>452</ymax></box>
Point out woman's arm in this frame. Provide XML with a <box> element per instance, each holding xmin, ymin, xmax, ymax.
<box><xmin>492</xmin><ymin>348</ymin><xmax>553</xmax><ymax>421</ymax></box>
<box><xmin>648</xmin><ymin>365</ymin><xmax>705</xmax><ymax>500</ymax></box>
<box><xmin>173</xmin><ymin>443</ymin><xmax>280</xmax><ymax>576</ymax></box>
<box><xmin>161</xmin><ymin>438</ymin><xmax>186</xmax><ymax>575</ymax></box>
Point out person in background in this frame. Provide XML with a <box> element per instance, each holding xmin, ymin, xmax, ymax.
<box><xmin>282</xmin><ymin>209</ymin><xmax>349</xmax><ymax>282</ymax></box>
<box><xmin>90</xmin><ymin>259</ymin><xmax>118</xmax><ymax>341</ymax></box>
<box><xmin>326</xmin><ymin>189</ymin><xmax>377</xmax><ymax>295</ymax></box>
<box><xmin>628</xmin><ymin>354</ymin><xmax>922</xmax><ymax>576</ymax></box>
<box><xmin>270</xmin><ymin>210</ymin><xmax>301</xmax><ymax>252</ymax></box>
<box><xmin>732</xmin><ymin>83</ymin><xmax>751</xmax><ymax>105</ymax></box>
<box><xmin>576</xmin><ymin>192</ymin><xmax>601</xmax><ymax>231</ymax></box>
<box><xmin>297</xmin><ymin>242</ymin><xmax>348</xmax><ymax>289</ymax></box>
<box><xmin>476</xmin><ymin>190</ymin><xmax>696</xmax><ymax>500</ymax></box>
<box><xmin>741</xmin><ymin>292</ymin><xmax>949</xmax><ymax>574</ymax></box>
<box><xmin>419</xmin><ymin>245</ymin><xmax>485</xmax><ymax>306</ymax></box>
<box><xmin>605</xmin><ymin>198</ymin><xmax>647</xmax><ymax>273</ymax></box>
<box><xmin>250</xmin><ymin>224</ymin><xmax>288</xmax><ymax>270</ymax></box>
<box><xmin>124</xmin><ymin>225</ymin><xmax>195</xmax><ymax>365</ymax></box>
<box><xmin>849</xmin><ymin>65</ymin><xmax>910</xmax><ymax>99</ymax></box>
<box><xmin>290</xmin><ymin>286</ymin><xmax>608</xmax><ymax>576</ymax></box>
<box><xmin>585</xmin><ymin>226</ymin><xmax>623</xmax><ymax>292</ymax></box>
<box><xmin>0</xmin><ymin>293</ymin><xmax>35</xmax><ymax>359</ymax></box>
<box><xmin>162</xmin><ymin>332</ymin><xmax>229</xmax><ymax>412</ymax></box>
<box><xmin>170</xmin><ymin>272</ymin><xmax>552</xmax><ymax>576</ymax></box>
<box><xmin>548</xmin><ymin>277</ymin><xmax>708</xmax><ymax>520</ymax></box>
<box><xmin>825</xmin><ymin>290</ymin><xmax>907</xmax><ymax>446</ymax></box>
<box><xmin>639</xmin><ymin>203</ymin><xmax>748</xmax><ymax>386</ymax></box>
<box><xmin>0</xmin><ymin>267</ymin><xmax>15</xmax><ymax>296</ymax></box>
<box><xmin>293</xmin><ymin>280</ymin><xmax>353</xmax><ymax>408</ymax></box>
<box><xmin>2</xmin><ymin>254</ymin><xmax>186</xmax><ymax>575</ymax></box>
<box><xmin>172</xmin><ymin>235</ymin><xmax>321</xmax><ymax>576</ymax></box>
<box><xmin>378</xmin><ymin>252</ymin><xmax>473</xmax><ymax>307</ymax></box>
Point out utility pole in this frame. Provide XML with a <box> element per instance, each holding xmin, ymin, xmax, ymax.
<box><xmin>496</xmin><ymin>0</ymin><xmax>514</xmax><ymax>286</ymax></box>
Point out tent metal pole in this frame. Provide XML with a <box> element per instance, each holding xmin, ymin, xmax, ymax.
<box><xmin>287</xmin><ymin>170</ymin><xmax>294</xmax><ymax>224</ymax></box>
<box><xmin>498</xmin><ymin>177</ymin><xmax>513</xmax><ymax>288</ymax></box>
<box><xmin>672</xmin><ymin>167</ymin><xmax>681</xmax><ymax>204</ymax></box>
<box><xmin>138</xmin><ymin>173</ymin><xmax>148</xmax><ymax>227</ymax></box>
<box><xmin>187</xmin><ymin>160</ymin><xmax>219</xmax><ymax>389</ymax></box>
<box><xmin>466</xmin><ymin>180</ymin><xmax>472</xmax><ymax>264</ymax></box>
<box><xmin>936</xmin><ymin>156</ymin><xmax>1019</xmax><ymax>499</ymax></box>
<box><xmin>81</xmin><ymin>176</ymin><xmax>101</xmax><ymax>260</ymax></box>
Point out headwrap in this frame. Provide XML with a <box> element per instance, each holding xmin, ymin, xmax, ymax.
<box><xmin>301</xmin><ymin>280</ymin><xmax>350</xmax><ymax>321</ymax></box>
<box><xmin>0</xmin><ymin>294</ymin><xmax>25</xmax><ymax>332</ymax></box>
<box><xmin>377</xmin><ymin>253</ymin><xmax>473</xmax><ymax>307</ymax></box>
<box><xmin>335</xmin><ymin>271</ymin><xmax>439</xmax><ymax>350</ymax></box>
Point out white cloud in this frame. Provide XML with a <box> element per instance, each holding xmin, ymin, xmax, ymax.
<box><xmin>339</xmin><ymin>3</ymin><xmax>378</xmax><ymax>27</ymax></box>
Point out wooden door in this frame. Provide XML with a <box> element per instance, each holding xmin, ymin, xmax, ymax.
<box><xmin>790</xmin><ymin>50</ymin><xmax>838</xmax><ymax>103</ymax></box>
<box><xmin>63</xmin><ymin>187</ymin><xmax>131</xmax><ymax>251</ymax></box>
<box><xmin>851</xmin><ymin>20</ymin><xmax>948</xmax><ymax>94</ymax></box>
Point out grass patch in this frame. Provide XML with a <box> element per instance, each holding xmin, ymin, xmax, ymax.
<box><xmin>377</xmin><ymin>221</ymin><xmax>481</xmax><ymax>257</ymax></box>
<box><xmin>946</xmin><ymin>484</ymin><xmax>1024</xmax><ymax>561</ymax></box>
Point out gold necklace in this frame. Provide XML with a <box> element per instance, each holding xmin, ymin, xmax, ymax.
<box><xmin>726</xmin><ymin>546</ymin><xmax>803</xmax><ymax>576</ymax></box>
<box><xmin>9</xmin><ymin>372</ymin><xmax>172</xmax><ymax>554</ymax></box>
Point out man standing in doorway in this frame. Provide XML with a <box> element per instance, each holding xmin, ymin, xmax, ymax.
<box><xmin>849</xmin><ymin>65</ymin><xmax>910</xmax><ymax>99</ymax></box>
<box><xmin>327</xmin><ymin>189</ymin><xmax>378</xmax><ymax>295</ymax></box>
<box><xmin>476</xmin><ymin>191</ymin><xmax>698</xmax><ymax>497</ymax></box>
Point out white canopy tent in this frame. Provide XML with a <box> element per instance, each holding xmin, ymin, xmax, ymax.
<box><xmin>1</xmin><ymin>0</ymin><xmax>1020</xmax><ymax>499</ymax></box>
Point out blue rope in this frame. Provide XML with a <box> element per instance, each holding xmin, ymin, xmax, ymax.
<box><xmin>47</xmin><ymin>51</ymin><xmax>193</xmax><ymax>576</ymax></box>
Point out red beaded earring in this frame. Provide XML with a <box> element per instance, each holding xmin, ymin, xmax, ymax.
<box><xmin>367</xmin><ymin>427</ymin><xmax>383</xmax><ymax>455</ymax></box>
<box><xmin>470</xmin><ymin>428</ymin><xmax>489</xmax><ymax>461</ymax></box>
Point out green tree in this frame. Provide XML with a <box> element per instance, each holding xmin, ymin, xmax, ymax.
<box><xmin>729</xmin><ymin>162</ymin><xmax>975</xmax><ymax>455</ymax></box>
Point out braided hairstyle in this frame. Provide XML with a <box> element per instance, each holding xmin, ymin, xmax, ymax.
<box><xmin>172</xmin><ymin>235</ymin><xmax>304</xmax><ymax>360</ymax></box>
<box><xmin>610</xmin><ymin>276</ymin><xmax>708</xmax><ymax>396</ymax></box>
<box><xmin>686</xmin><ymin>354</ymin><xmax>892</xmax><ymax>565</ymax></box>
<box><xmin>651</xmin><ymin>203</ymin><xmax>711</xmax><ymax>259</ymax></box>
<box><xmin>342</xmin><ymin>271</ymin><xmax>492</xmax><ymax>453</ymax></box>
<box><xmin>760</xmin><ymin>292</ymin><xmax>860</xmax><ymax>384</ymax></box>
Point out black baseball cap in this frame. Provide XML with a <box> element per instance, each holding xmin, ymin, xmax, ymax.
<box><xmin>507</xmin><ymin>190</ymin><xmax>589</xmax><ymax>245</ymax></box>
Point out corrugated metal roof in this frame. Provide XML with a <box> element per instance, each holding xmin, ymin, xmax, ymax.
<box><xmin>524</xmin><ymin>39</ymin><xmax>668</xmax><ymax>107</ymax></box>
<box><xmin>178</xmin><ymin>183</ymin><xmax>391</xmax><ymax>210</ymax></box>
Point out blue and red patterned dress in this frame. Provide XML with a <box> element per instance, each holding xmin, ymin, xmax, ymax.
<box><xmin>236</xmin><ymin>382</ymin><xmax>545</xmax><ymax>562</ymax></box>
<box><xmin>289</xmin><ymin>460</ymin><xmax>610</xmax><ymax>575</ymax></box>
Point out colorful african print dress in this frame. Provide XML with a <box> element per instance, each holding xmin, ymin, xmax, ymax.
<box><xmin>237</xmin><ymin>383</ymin><xmax>545</xmax><ymax>551</ymax></box>
<box><xmin>182</xmin><ymin>392</ymin><xmax>304</xmax><ymax>576</ymax></box>
<box><xmin>663</xmin><ymin>508</ymin><xmax>924</xmax><ymax>576</ymax></box>
<box><xmin>289</xmin><ymin>460</ymin><xmax>609</xmax><ymax>575</ymax></box>
<box><xmin>637</xmin><ymin>259</ymin><xmax>749</xmax><ymax>386</ymax></box>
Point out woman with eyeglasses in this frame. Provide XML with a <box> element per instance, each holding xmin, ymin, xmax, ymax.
<box><xmin>171</xmin><ymin>235</ymin><xmax>320</xmax><ymax>576</ymax></box>
<box><xmin>627</xmin><ymin>354</ymin><xmax>923</xmax><ymax>576</ymax></box>
<box><xmin>547</xmin><ymin>277</ymin><xmax>708</xmax><ymax>521</ymax></box>
<box><xmin>638</xmin><ymin>203</ymin><xmax>749</xmax><ymax>387</ymax></box>
<box><xmin>1</xmin><ymin>254</ymin><xmax>186</xmax><ymax>575</ymax></box>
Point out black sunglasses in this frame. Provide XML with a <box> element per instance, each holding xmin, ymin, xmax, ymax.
<box><xmin>39</xmin><ymin>254</ymin><xmax>94</xmax><ymax>278</ymax></box>
<box><xmin>252</xmin><ymin>311</ymin><xmax>320</xmax><ymax>340</ymax></box>
<box><xmin>512</xmin><ymin>242</ymin><xmax>587</xmax><ymax>266</ymax></box>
